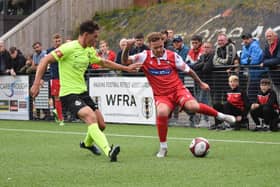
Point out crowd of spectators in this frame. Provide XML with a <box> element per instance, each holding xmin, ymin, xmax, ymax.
<box><xmin>0</xmin><ymin>28</ymin><xmax>279</xmax><ymax>131</ymax></box>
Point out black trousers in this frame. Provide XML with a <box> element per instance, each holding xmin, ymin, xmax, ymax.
<box><xmin>250</xmin><ymin>104</ymin><xmax>279</xmax><ymax>131</ymax></box>
<box><xmin>214</xmin><ymin>102</ymin><xmax>248</xmax><ymax>129</ymax></box>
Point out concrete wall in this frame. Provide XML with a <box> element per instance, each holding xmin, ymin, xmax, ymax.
<box><xmin>0</xmin><ymin>0</ymin><xmax>134</xmax><ymax>54</ymax></box>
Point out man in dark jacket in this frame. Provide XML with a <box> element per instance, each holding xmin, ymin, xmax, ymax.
<box><xmin>191</xmin><ymin>42</ymin><xmax>214</xmax><ymax>127</ymax></box>
<box><xmin>0</xmin><ymin>40</ymin><xmax>12</xmax><ymax>75</ymax></box>
<box><xmin>212</xmin><ymin>33</ymin><xmax>238</xmax><ymax>105</ymax></box>
<box><xmin>260</xmin><ymin>29</ymin><xmax>280</xmax><ymax>90</ymax></box>
<box><xmin>130</xmin><ymin>33</ymin><xmax>149</xmax><ymax>55</ymax></box>
<box><xmin>9</xmin><ymin>47</ymin><xmax>26</xmax><ymax>74</ymax></box>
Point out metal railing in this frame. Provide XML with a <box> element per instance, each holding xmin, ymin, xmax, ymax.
<box><xmin>1</xmin><ymin>65</ymin><xmax>279</xmax><ymax>125</ymax></box>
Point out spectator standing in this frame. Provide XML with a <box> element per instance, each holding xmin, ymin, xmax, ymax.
<box><xmin>260</xmin><ymin>28</ymin><xmax>280</xmax><ymax>90</ymax></box>
<box><xmin>250</xmin><ymin>78</ymin><xmax>279</xmax><ymax>132</ymax></box>
<box><xmin>98</xmin><ymin>40</ymin><xmax>116</xmax><ymax>61</ymax></box>
<box><xmin>30</xmin><ymin>42</ymin><xmax>47</xmax><ymax>73</ymax></box>
<box><xmin>46</xmin><ymin>33</ymin><xmax>64</xmax><ymax>126</ymax></box>
<box><xmin>167</xmin><ymin>29</ymin><xmax>174</xmax><ymax>41</ymax></box>
<box><xmin>95</xmin><ymin>40</ymin><xmax>117</xmax><ymax>76</ymax></box>
<box><xmin>161</xmin><ymin>30</ymin><xmax>175</xmax><ymax>51</ymax></box>
<box><xmin>170</xmin><ymin>35</ymin><xmax>189</xmax><ymax>124</ymax></box>
<box><xmin>116</xmin><ymin>38</ymin><xmax>135</xmax><ymax>76</ymax></box>
<box><xmin>92</xmin><ymin>40</ymin><xmax>116</xmax><ymax>69</ymax></box>
<box><xmin>213</xmin><ymin>33</ymin><xmax>237</xmax><ymax>67</ymax></box>
<box><xmin>185</xmin><ymin>34</ymin><xmax>204</xmax><ymax>127</ymax></box>
<box><xmin>31</xmin><ymin>42</ymin><xmax>48</xmax><ymax>119</ymax></box>
<box><xmin>191</xmin><ymin>42</ymin><xmax>214</xmax><ymax>127</ymax></box>
<box><xmin>9</xmin><ymin>46</ymin><xmax>26</xmax><ymax>74</ymax></box>
<box><xmin>0</xmin><ymin>40</ymin><xmax>12</xmax><ymax>75</ymax></box>
<box><xmin>212</xmin><ymin>33</ymin><xmax>238</xmax><ymax>105</ymax></box>
<box><xmin>130</xmin><ymin>33</ymin><xmax>149</xmax><ymax>55</ymax></box>
<box><xmin>186</xmin><ymin>35</ymin><xmax>203</xmax><ymax>65</ymax></box>
<box><xmin>172</xmin><ymin>35</ymin><xmax>189</xmax><ymax>60</ymax></box>
<box><xmin>116</xmin><ymin>38</ymin><xmax>128</xmax><ymax>64</ymax></box>
<box><xmin>240</xmin><ymin>33</ymin><xmax>264</xmax><ymax>102</ymax></box>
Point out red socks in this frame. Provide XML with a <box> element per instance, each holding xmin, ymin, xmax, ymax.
<box><xmin>55</xmin><ymin>100</ymin><xmax>64</xmax><ymax>121</ymax></box>
<box><xmin>198</xmin><ymin>103</ymin><xmax>218</xmax><ymax>117</ymax></box>
<box><xmin>156</xmin><ymin>116</ymin><xmax>168</xmax><ymax>142</ymax></box>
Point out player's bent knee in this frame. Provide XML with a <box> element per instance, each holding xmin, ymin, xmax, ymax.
<box><xmin>78</xmin><ymin>107</ymin><xmax>98</xmax><ymax>124</ymax></box>
<box><xmin>184</xmin><ymin>101</ymin><xmax>199</xmax><ymax>113</ymax></box>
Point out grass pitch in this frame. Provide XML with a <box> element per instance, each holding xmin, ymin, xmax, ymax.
<box><xmin>0</xmin><ymin>120</ymin><xmax>279</xmax><ymax>187</ymax></box>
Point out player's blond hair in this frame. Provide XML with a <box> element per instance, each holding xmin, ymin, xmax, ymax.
<box><xmin>228</xmin><ymin>75</ymin><xmax>239</xmax><ymax>82</ymax></box>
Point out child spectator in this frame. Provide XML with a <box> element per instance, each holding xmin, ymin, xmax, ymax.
<box><xmin>250</xmin><ymin>78</ymin><xmax>279</xmax><ymax>132</ymax></box>
<box><xmin>210</xmin><ymin>75</ymin><xmax>251</xmax><ymax>130</ymax></box>
<box><xmin>92</xmin><ymin>40</ymin><xmax>116</xmax><ymax>71</ymax></box>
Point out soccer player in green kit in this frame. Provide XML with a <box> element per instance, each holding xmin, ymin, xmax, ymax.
<box><xmin>30</xmin><ymin>20</ymin><xmax>141</xmax><ymax>162</ymax></box>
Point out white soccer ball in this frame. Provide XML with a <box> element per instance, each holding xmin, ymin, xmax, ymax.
<box><xmin>189</xmin><ymin>137</ymin><xmax>210</xmax><ymax>157</ymax></box>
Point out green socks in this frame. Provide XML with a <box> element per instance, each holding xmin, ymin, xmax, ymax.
<box><xmin>88</xmin><ymin>123</ymin><xmax>111</xmax><ymax>156</ymax></box>
<box><xmin>83</xmin><ymin>131</ymin><xmax>93</xmax><ymax>147</ymax></box>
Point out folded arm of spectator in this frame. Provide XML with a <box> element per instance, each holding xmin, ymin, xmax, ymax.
<box><xmin>261</xmin><ymin>57</ymin><xmax>280</xmax><ymax>67</ymax></box>
<box><xmin>213</xmin><ymin>44</ymin><xmax>236</xmax><ymax>66</ymax></box>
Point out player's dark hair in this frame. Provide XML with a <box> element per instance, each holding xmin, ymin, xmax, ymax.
<box><xmin>79</xmin><ymin>20</ymin><xmax>100</xmax><ymax>35</ymax></box>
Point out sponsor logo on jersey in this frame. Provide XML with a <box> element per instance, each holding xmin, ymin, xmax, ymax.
<box><xmin>148</xmin><ymin>68</ymin><xmax>171</xmax><ymax>75</ymax></box>
<box><xmin>75</xmin><ymin>100</ymin><xmax>82</xmax><ymax>106</ymax></box>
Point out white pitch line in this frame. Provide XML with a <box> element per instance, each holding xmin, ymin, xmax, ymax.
<box><xmin>0</xmin><ymin>127</ymin><xmax>280</xmax><ymax>145</ymax></box>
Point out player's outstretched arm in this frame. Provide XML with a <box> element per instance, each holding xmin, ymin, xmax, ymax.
<box><xmin>187</xmin><ymin>68</ymin><xmax>210</xmax><ymax>91</ymax></box>
<box><xmin>30</xmin><ymin>54</ymin><xmax>56</xmax><ymax>98</ymax></box>
<box><xmin>100</xmin><ymin>59</ymin><xmax>141</xmax><ymax>72</ymax></box>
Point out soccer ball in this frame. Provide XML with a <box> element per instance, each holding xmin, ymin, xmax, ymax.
<box><xmin>189</xmin><ymin>137</ymin><xmax>210</xmax><ymax>157</ymax></box>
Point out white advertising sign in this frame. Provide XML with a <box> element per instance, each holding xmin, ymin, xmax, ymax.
<box><xmin>89</xmin><ymin>77</ymin><xmax>155</xmax><ymax>125</ymax></box>
<box><xmin>0</xmin><ymin>75</ymin><xmax>30</xmax><ymax>120</ymax></box>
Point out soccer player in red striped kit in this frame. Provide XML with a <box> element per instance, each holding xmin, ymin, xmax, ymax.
<box><xmin>122</xmin><ymin>32</ymin><xmax>236</xmax><ymax>158</ymax></box>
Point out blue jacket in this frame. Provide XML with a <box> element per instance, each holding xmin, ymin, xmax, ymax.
<box><xmin>240</xmin><ymin>39</ymin><xmax>263</xmax><ymax>65</ymax></box>
<box><xmin>175</xmin><ymin>44</ymin><xmax>189</xmax><ymax>61</ymax></box>
<box><xmin>240</xmin><ymin>39</ymin><xmax>265</xmax><ymax>80</ymax></box>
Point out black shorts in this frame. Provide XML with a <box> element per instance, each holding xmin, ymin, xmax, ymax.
<box><xmin>60</xmin><ymin>92</ymin><xmax>98</xmax><ymax>118</ymax></box>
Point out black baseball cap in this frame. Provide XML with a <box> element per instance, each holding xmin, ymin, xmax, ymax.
<box><xmin>173</xmin><ymin>35</ymin><xmax>183</xmax><ymax>42</ymax></box>
<box><xmin>241</xmin><ymin>33</ymin><xmax>252</xmax><ymax>39</ymax></box>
